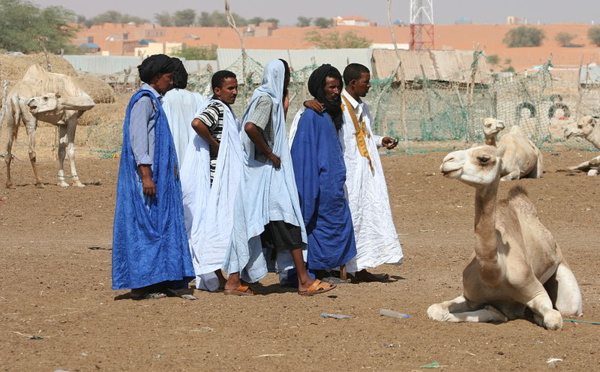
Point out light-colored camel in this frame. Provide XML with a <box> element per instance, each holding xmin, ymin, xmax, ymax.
<box><xmin>3</xmin><ymin>65</ymin><xmax>95</xmax><ymax>188</ymax></box>
<box><xmin>482</xmin><ymin>117</ymin><xmax>505</xmax><ymax>146</ymax></box>
<box><xmin>564</xmin><ymin>115</ymin><xmax>600</xmax><ymax>176</ymax></box>
<box><xmin>427</xmin><ymin>145</ymin><xmax>583</xmax><ymax>330</ymax></box>
<box><xmin>480</xmin><ymin>118</ymin><xmax>543</xmax><ymax>181</ymax></box>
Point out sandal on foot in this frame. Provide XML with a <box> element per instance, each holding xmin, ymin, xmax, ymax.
<box><xmin>298</xmin><ymin>279</ymin><xmax>336</xmax><ymax>296</ymax></box>
<box><xmin>223</xmin><ymin>285</ymin><xmax>254</xmax><ymax>296</ymax></box>
<box><xmin>131</xmin><ymin>292</ymin><xmax>167</xmax><ymax>300</ymax></box>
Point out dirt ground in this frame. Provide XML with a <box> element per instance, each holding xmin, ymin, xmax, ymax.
<box><xmin>1</xmin><ymin>143</ymin><xmax>599</xmax><ymax>372</ymax></box>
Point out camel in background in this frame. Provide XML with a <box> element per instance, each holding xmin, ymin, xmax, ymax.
<box><xmin>480</xmin><ymin>118</ymin><xmax>543</xmax><ymax>180</ymax></box>
<box><xmin>564</xmin><ymin>116</ymin><xmax>600</xmax><ymax>176</ymax></box>
<box><xmin>3</xmin><ymin>65</ymin><xmax>95</xmax><ymax>188</ymax></box>
<box><xmin>427</xmin><ymin>145</ymin><xmax>582</xmax><ymax>330</ymax></box>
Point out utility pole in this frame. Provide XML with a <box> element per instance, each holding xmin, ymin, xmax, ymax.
<box><xmin>409</xmin><ymin>0</ymin><xmax>434</xmax><ymax>50</ymax></box>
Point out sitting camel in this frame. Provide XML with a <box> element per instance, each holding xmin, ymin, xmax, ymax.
<box><xmin>564</xmin><ymin>116</ymin><xmax>600</xmax><ymax>176</ymax></box>
<box><xmin>480</xmin><ymin>118</ymin><xmax>543</xmax><ymax>181</ymax></box>
<box><xmin>482</xmin><ymin>117</ymin><xmax>505</xmax><ymax>146</ymax></box>
<box><xmin>427</xmin><ymin>145</ymin><xmax>583</xmax><ymax>330</ymax></box>
<box><xmin>3</xmin><ymin>64</ymin><xmax>95</xmax><ymax>188</ymax></box>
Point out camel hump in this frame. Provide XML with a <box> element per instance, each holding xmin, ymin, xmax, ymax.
<box><xmin>506</xmin><ymin>186</ymin><xmax>538</xmax><ymax>217</ymax></box>
<box><xmin>508</xmin><ymin>185</ymin><xmax>528</xmax><ymax>199</ymax></box>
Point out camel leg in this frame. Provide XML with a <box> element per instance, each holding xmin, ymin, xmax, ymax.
<box><xmin>65</xmin><ymin>117</ymin><xmax>84</xmax><ymax>187</ymax></box>
<box><xmin>532</xmin><ymin>153</ymin><xmax>543</xmax><ymax>178</ymax></box>
<box><xmin>569</xmin><ymin>155</ymin><xmax>600</xmax><ymax>173</ymax></box>
<box><xmin>4</xmin><ymin>111</ymin><xmax>18</xmax><ymax>189</ymax></box>
<box><xmin>522</xmin><ymin>281</ymin><xmax>563</xmax><ymax>330</ymax></box>
<box><xmin>22</xmin><ymin>114</ymin><xmax>43</xmax><ymax>188</ymax></box>
<box><xmin>500</xmin><ymin>169</ymin><xmax>520</xmax><ymax>181</ymax></box>
<box><xmin>544</xmin><ymin>263</ymin><xmax>583</xmax><ymax>317</ymax></box>
<box><xmin>427</xmin><ymin>295</ymin><xmax>508</xmax><ymax>323</ymax></box>
<box><xmin>56</xmin><ymin>125</ymin><xmax>70</xmax><ymax>187</ymax></box>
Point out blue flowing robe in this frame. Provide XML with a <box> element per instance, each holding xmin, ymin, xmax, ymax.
<box><xmin>112</xmin><ymin>89</ymin><xmax>194</xmax><ymax>290</ymax></box>
<box><xmin>290</xmin><ymin>109</ymin><xmax>357</xmax><ymax>270</ymax></box>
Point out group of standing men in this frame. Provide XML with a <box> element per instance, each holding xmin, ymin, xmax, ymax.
<box><xmin>112</xmin><ymin>54</ymin><xmax>403</xmax><ymax>300</ymax></box>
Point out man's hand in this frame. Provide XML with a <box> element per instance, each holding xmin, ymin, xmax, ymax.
<box><xmin>382</xmin><ymin>137</ymin><xmax>398</xmax><ymax>150</ymax></box>
<box><xmin>304</xmin><ymin>99</ymin><xmax>324</xmax><ymax>113</ymax></box>
<box><xmin>268</xmin><ymin>152</ymin><xmax>281</xmax><ymax>169</ymax></box>
<box><xmin>209</xmin><ymin>142</ymin><xmax>220</xmax><ymax>158</ymax></box>
<box><xmin>139</xmin><ymin>165</ymin><xmax>156</xmax><ymax>197</ymax></box>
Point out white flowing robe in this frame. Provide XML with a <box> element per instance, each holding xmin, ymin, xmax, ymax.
<box><xmin>339</xmin><ymin>90</ymin><xmax>403</xmax><ymax>273</ymax></box>
<box><xmin>222</xmin><ymin>60</ymin><xmax>307</xmax><ymax>283</ymax></box>
<box><xmin>163</xmin><ymin>88</ymin><xmax>205</xmax><ymax>167</ymax></box>
<box><xmin>180</xmin><ymin>99</ymin><xmax>243</xmax><ymax>291</ymax></box>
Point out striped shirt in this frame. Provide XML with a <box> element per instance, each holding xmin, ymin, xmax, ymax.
<box><xmin>195</xmin><ymin>100</ymin><xmax>225</xmax><ymax>182</ymax></box>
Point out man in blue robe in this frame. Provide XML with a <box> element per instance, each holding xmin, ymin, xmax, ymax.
<box><xmin>112</xmin><ymin>54</ymin><xmax>194</xmax><ymax>300</ymax></box>
<box><xmin>290</xmin><ymin>64</ymin><xmax>357</xmax><ymax>274</ymax></box>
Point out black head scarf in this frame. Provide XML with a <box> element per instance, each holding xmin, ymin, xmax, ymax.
<box><xmin>137</xmin><ymin>54</ymin><xmax>176</xmax><ymax>84</ymax></box>
<box><xmin>171</xmin><ymin>57</ymin><xmax>188</xmax><ymax>89</ymax></box>
<box><xmin>307</xmin><ymin>64</ymin><xmax>344</xmax><ymax>130</ymax></box>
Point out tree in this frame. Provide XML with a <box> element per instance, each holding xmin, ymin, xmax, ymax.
<box><xmin>173</xmin><ymin>9</ymin><xmax>195</xmax><ymax>27</ymax></box>
<box><xmin>588</xmin><ymin>26</ymin><xmax>600</xmax><ymax>46</ymax></box>
<box><xmin>197</xmin><ymin>10</ymin><xmax>245</xmax><ymax>27</ymax></box>
<box><xmin>486</xmin><ymin>54</ymin><xmax>500</xmax><ymax>65</ymax></box>
<box><xmin>247</xmin><ymin>16</ymin><xmax>263</xmax><ymax>25</ymax></box>
<box><xmin>0</xmin><ymin>0</ymin><xmax>78</xmax><ymax>53</ymax></box>
<box><xmin>305</xmin><ymin>30</ymin><xmax>371</xmax><ymax>49</ymax></box>
<box><xmin>314</xmin><ymin>17</ymin><xmax>334</xmax><ymax>28</ymax></box>
<box><xmin>154</xmin><ymin>11</ymin><xmax>172</xmax><ymax>27</ymax></box>
<box><xmin>265</xmin><ymin>18</ymin><xmax>279</xmax><ymax>26</ymax></box>
<box><xmin>297</xmin><ymin>16</ymin><xmax>312</xmax><ymax>27</ymax></box>
<box><xmin>171</xmin><ymin>46</ymin><xmax>217</xmax><ymax>60</ymax></box>
<box><xmin>88</xmin><ymin>10</ymin><xmax>148</xmax><ymax>25</ymax></box>
<box><xmin>555</xmin><ymin>32</ymin><xmax>576</xmax><ymax>47</ymax></box>
<box><xmin>502</xmin><ymin>26</ymin><xmax>545</xmax><ymax>47</ymax></box>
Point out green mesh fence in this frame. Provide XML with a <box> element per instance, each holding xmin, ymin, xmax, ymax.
<box><xmin>74</xmin><ymin>52</ymin><xmax>600</xmax><ymax>158</ymax></box>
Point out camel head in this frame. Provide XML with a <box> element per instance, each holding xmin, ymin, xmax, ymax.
<box><xmin>482</xmin><ymin>117</ymin><xmax>505</xmax><ymax>139</ymax></box>
<box><xmin>28</xmin><ymin>92</ymin><xmax>95</xmax><ymax>115</ymax></box>
<box><xmin>440</xmin><ymin>145</ymin><xmax>502</xmax><ymax>187</ymax></box>
<box><xmin>564</xmin><ymin>115</ymin><xmax>597</xmax><ymax>139</ymax></box>
<box><xmin>27</xmin><ymin>93</ymin><xmax>61</xmax><ymax>114</ymax></box>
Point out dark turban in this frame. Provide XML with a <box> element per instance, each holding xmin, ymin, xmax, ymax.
<box><xmin>307</xmin><ymin>64</ymin><xmax>344</xmax><ymax>130</ymax></box>
<box><xmin>137</xmin><ymin>54</ymin><xmax>176</xmax><ymax>84</ymax></box>
<box><xmin>171</xmin><ymin>57</ymin><xmax>188</xmax><ymax>89</ymax></box>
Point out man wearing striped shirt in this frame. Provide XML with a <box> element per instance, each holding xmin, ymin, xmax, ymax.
<box><xmin>191</xmin><ymin>71</ymin><xmax>237</xmax><ymax>183</ymax></box>
<box><xmin>183</xmin><ymin>70</ymin><xmax>241</xmax><ymax>291</ymax></box>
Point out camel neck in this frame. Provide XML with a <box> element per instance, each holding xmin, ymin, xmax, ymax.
<box><xmin>587</xmin><ymin>129</ymin><xmax>600</xmax><ymax>149</ymax></box>
<box><xmin>473</xmin><ymin>179</ymin><xmax>499</xmax><ymax>262</ymax></box>
<box><xmin>484</xmin><ymin>136</ymin><xmax>497</xmax><ymax>146</ymax></box>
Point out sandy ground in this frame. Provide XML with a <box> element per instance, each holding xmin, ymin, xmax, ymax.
<box><xmin>1</xmin><ymin>144</ymin><xmax>599</xmax><ymax>371</ymax></box>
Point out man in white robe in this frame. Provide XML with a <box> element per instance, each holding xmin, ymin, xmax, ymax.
<box><xmin>180</xmin><ymin>70</ymin><xmax>243</xmax><ymax>291</ymax></box>
<box><xmin>339</xmin><ymin>63</ymin><xmax>403</xmax><ymax>281</ymax></box>
<box><xmin>162</xmin><ymin>58</ymin><xmax>205</xmax><ymax>167</ymax></box>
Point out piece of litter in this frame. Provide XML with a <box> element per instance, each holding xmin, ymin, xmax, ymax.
<box><xmin>181</xmin><ymin>294</ymin><xmax>197</xmax><ymax>300</ymax></box>
<box><xmin>380</xmin><ymin>309</ymin><xmax>410</xmax><ymax>318</ymax></box>
<box><xmin>546</xmin><ymin>358</ymin><xmax>562</xmax><ymax>367</ymax></box>
<box><xmin>255</xmin><ymin>354</ymin><xmax>285</xmax><ymax>358</ymax></box>
<box><xmin>29</xmin><ymin>336</ymin><xmax>44</xmax><ymax>340</ymax></box>
<box><xmin>320</xmin><ymin>312</ymin><xmax>351</xmax><ymax>319</ymax></box>
<box><xmin>420</xmin><ymin>362</ymin><xmax>440</xmax><ymax>369</ymax></box>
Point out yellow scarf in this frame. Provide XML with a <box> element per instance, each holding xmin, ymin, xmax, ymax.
<box><xmin>342</xmin><ymin>95</ymin><xmax>373</xmax><ymax>171</ymax></box>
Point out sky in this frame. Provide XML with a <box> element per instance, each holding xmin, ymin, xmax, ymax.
<box><xmin>31</xmin><ymin>0</ymin><xmax>599</xmax><ymax>26</ymax></box>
